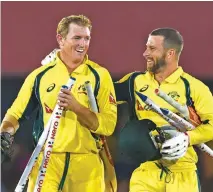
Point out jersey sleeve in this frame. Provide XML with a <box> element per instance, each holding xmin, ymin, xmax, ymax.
<box><xmin>6</xmin><ymin>70</ymin><xmax>40</xmax><ymax>131</ymax></box>
<box><xmin>114</xmin><ymin>72</ymin><xmax>134</xmax><ymax>104</ymax></box>
<box><xmin>187</xmin><ymin>79</ymin><xmax>213</xmax><ymax>145</ymax></box>
<box><xmin>91</xmin><ymin>69</ymin><xmax>117</xmax><ymax>136</ymax></box>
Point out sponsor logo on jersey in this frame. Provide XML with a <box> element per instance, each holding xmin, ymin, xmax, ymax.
<box><xmin>139</xmin><ymin>84</ymin><xmax>149</xmax><ymax>92</ymax></box>
<box><xmin>109</xmin><ymin>92</ymin><xmax>116</xmax><ymax>105</ymax></box>
<box><xmin>136</xmin><ymin>99</ymin><xmax>144</xmax><ymax>110</ymax></box>
<box><xmin>44</xmin><ymin>103</ymin><xmax>53</xmax><ymax>113</ymax></box>
<box><xmin>47</xmin><ymin>83</ymin><xmax>56</xmax><ymax>92</ymax></box>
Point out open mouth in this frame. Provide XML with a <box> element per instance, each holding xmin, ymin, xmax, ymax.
<box><xmin>76</xmin><ymin>49</ymin><xmax>84</xmax><ymax>53</ymax></box>
<box><xmin>147</xmin><ymin>59</ymin><xmax>154</xmax><ymax>64</ymax></box>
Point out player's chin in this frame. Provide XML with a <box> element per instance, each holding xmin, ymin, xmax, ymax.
<box><xmin>75</xmin><ymin>52</ymin><xmax>86</xmax><ymax>59</ymax></box>
<box><xmin>147</xmin><ymin>66</ymin><xmax>153</xmax><ymax>72</ymax></box>
<box><xmin>70</xmin><ymin>56</ymin><xmax>84</xmax><ymax>65</ymax></box>
<box><xmin>147</xmin><ymin>61</ymin><xmax>154</xmax><ymax>67</ymax></box>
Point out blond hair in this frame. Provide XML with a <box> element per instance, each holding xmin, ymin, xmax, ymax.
<box><xmin>57</xmin><ymin>15</ymin><xmax>92</xmax><ymax>38</ymax></box>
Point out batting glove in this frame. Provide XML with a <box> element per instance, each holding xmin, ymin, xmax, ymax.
<box><xmin>1</xmin><ymin>132</ymin><xmax>14</xmax><ymax>162</ymax></box>
<box><xmin>160</xmin><ymin>132</ymin><xmax>189</xmax><ymax>160</ymax></box>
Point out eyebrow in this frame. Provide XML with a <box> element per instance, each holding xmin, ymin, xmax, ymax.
<box><xmin>73</xmin><ymin>35</ymin><xmax>91</xmax><ymax>38</ymax></box>
<box><xmin>146</xmin><ymin>44</ymin><xmax>155</xmax><ymax>48</ymax></box>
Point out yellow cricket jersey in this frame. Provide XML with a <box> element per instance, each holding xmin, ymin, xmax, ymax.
<box><xmin>114</xmin><ymin>66</ymin><xmax>213</xmax><ymax>170</ymax></box>
<box><xmin>6</xmin><ymin>54</ymin><xmax>117</xmax><ymax>154</ymax></box>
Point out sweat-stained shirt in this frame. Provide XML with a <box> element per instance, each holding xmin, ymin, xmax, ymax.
<box><xmin>114</xmin><ymin>67</ymin><xmax>213</xmax><ymax>171</ymax></box>
<box><xmin>5</xmin><ymin>54</ymin><xmax>117</xmax><ymax>154</ymax></box>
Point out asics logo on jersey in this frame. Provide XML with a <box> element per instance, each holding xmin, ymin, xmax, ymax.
<box><xmin>47</xmin><ymin>83</ymin><xmax>56</xmax><ymax>92</ymax></box>
<box><xmin>139</xmin><ymin>85</ymin><xmax>149</xmax><ymax>92</ymax></box>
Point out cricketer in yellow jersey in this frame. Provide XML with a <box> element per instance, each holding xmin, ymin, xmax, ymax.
<box><xmin>0</xmin><ymin>15</ymin><xmax>117</xmax><ymax>192</ymax></box>
<box><xmin>114</xmin><ymin>28</ymin><xmax>213</xmax><ymax>192</ymax></box>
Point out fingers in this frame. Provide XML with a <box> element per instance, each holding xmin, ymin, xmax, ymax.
<box><xmin>161</xmin><ymin>134</ymin><xmax>184</xmax><ymax>149</ymax></box>
<box><xmin>57</xmin><ymin>89</ymin><xmax>72</xmax><ymax>109</ymax></box>
<box><xmin>58</xmin><ymin>102</ymin><xmax>69</xmax><ymax>108</ymax></box>
<box><xmin>57</xmin><ymin>88</ymin><xmax>79</xmax><ymax>111</ymax></box>
<box><xmin>58</xmin><ymin>95</ymin><xmax>68</xmax><ymax>102</ymax></box>
<box><xmin>60</xmin><ymin>89</ymin><xmax>71</xmax><ymax>94</ymax></box>
<box><xmin>58</xmin><ymin>96</ymin><xmax>69</xmax><ymax>108</ymax></box>
<box><xmin>58</xmin><ymin>98</ymin><xmax>68</xmax><ymax>105</ymax></box>
<box><xmin>162</xmin><ymin>153</ymin><xmax>183</xmax><ymax>161</ymax></box>
<box><xmin>161</xmin><ymin>143</ymin><xmax>186</xmax><ymax>155</ymax></box>
<box><xmin>58</xmin><ymin>89</ymin><xmax>71</xmax><ymax>101</ymax></box>
<box><xmin>1</xmin><ymin>132</ymin><xmax>14</xmax><ymax>161</ymax></box>
<box><xmin>160</xmin><ymin>132</ymin><xmax>189</xmax><ymax>160</ymax></box>
<box><xmin>162</xmin><ymin>148</ymin><xmax>186</xmax><ymax>160</ymax></box>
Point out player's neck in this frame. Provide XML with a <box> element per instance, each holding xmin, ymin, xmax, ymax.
<box><xmin>154</xmin><ymin>63</ymin><xmax>178</xmax><ymax>84</ymax></box>
<box><xmin>59</xmin><ymin>52</ymin><xmax>84</xmax><ymax>73</ymax></box>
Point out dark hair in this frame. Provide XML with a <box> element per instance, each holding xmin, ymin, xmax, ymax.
<box><xmin>150</xmin><ymin>28</ymin><xmax>184</xmax><ymax>56</ymax></box>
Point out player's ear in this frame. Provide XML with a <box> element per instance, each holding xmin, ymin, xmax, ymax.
<box><xmin>56</xmin><ymin>34</ymin><xmax>64</xmax><ymax>48</ymax></box>
<box><xmin>167</xmin><ymin>49</ymin><xmax>175</xmax><ymax>59</ymax></box>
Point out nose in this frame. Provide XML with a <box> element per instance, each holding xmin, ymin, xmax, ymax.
<box><xmin>143</xmin><ymin>49</ymin><xmax>149</xmax><ymax>57</ymax></box>
<box><xmin>79</xmin><ymin>38</ymin><xmax>86</xmax><ymax>47</ymax></box>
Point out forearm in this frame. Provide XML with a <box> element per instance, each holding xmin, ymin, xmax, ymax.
<box><xmin>92</xmin><ymin>112</ymin><xmax>116</xmax><ymax>136</ymax></box>
<box><xmin>187</xmin><ymin>122</ymin><xmax>213</xmax><ymax>146</ymax></box>
<box><xmin>75</xmin><ymin>105</ymin><xmax>99</xmax><ymax>131</ymax></box>
<box><xmin>0</xmin><ymin>114</ymin><xmax>19</xmax><ymax>135</ymax></box>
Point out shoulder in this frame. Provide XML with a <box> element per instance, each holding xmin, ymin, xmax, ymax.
<box><xmin>87</xmin><ymin>60</ymin><xmax>112</xmax><ymax>79</ymax></box>
<box><xmin>181</xmin><ymin>71</ymin><xmax>210</xmax><ymax>92</ymax></box>
<box><xmin>87</xmin><ymin>60</ymin><xmax>108</xmax><ymax>73</ymax></box>
<box><xmin>26</xmin><ymin>62</ymin><xmax>56</xmax><ymax>81</ymax></box>
<box><xmin>116</xmin><ymin>71</ymin><xmax>146</xmax><ymax>83</ymax></box>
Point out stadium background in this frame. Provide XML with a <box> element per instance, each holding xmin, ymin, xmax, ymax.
<box><xmin>1</xmin><ymin>2</ymin><xmax>213</xmax><ymax>192</ymax></box>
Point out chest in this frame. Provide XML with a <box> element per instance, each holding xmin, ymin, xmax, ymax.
<box><xmin>37</xmin><ymin>71</ymin><xmax>97</xmax><ymax>111</ymax></box>
<box><xmin>134</xmin><ymin>76</ymin><xmax>188</xmax><ymax>113</ymax></box>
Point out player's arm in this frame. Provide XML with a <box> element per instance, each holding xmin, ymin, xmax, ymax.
<box><xmin>90</xmin><ymin>69</ymin><xmax>117</xmax><ymax>136</ymax></box>
<box><xmin>186</xmin><ymin>81</ymin><xmax>213</xmax><ymax>146</ymax></box>
<box><xmin>1</xmin><ymin>71</ymin><xmax>39</xmax><ymax>133</ymax></box>
<box><xmin>1</xmin><ymin>71</ymin><xmax>39</xmax><ymax>160</ymax></box>
<box><xmin>58</xmin><ymin>89</ymin><xmax>99</xmax><ymax>131</ymax></box>
<box><xmin>76</xmin><ymin>107</ymin><xmax>99</xmax><ymax>132</ymax></box>
<box><xmin>58</xmin><ymin>88</ymin><xmax>99</xmax><ymax>131</ymax></box>
<box><xmin>0</xmin><ymin>115</ymin><xmax>18</xmax><ymax>162</ymax></box>
<box><xmin>1</xmin><ymin>115</ymin><xmax>18</xmax><ymax>135</ymax></box>
<box><xmin>114</xmin><ymin>72</ymin><xmax>134</xmax><ymax>104</ymax></box>
<box><xmin>57</xmin><ymin>70</ymin><xmax>117</xmax><ymax>134</ymax></box>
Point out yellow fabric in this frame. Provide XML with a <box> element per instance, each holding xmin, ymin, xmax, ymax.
<box><xmin>99</xmin><ymin>141</ymin><xmax>117</xmax><ymax>192</ymax></box>
<box><xmin>6</xmin><ymin>53</ymin><xmax>117</xmax><ymax>191</ymax></box>
<box><xmin>7</xmin><ymin>53</ymin><xmax>117</xmax><ymax>153</ymax></box>
<box><xmin>116</xmin><ymin>66</ymin><xmax>213</xmax><ymax>170</ymax></box>
<box><xmin>28</xmin><ymin>152</ymin><xmax>105</xmax><ymax>192</ymax></box>
<box><xmin>130</xmin><ymin>162</ymin><xmax>200</xmax><ymax>192</ymax></box>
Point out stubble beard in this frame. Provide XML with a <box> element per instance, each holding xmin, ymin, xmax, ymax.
<box><xmin>148</xmin><ymin>56</ymin><xmax>166</xmax><ymax>74</ymax></box>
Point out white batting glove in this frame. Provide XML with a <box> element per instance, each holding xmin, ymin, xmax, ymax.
<box><xmin>41</xmin><ymin>49</ymin><xmax>59</xmax><ymax>65</ymax></box>
<box><xmin>160</xmin><ymin>132</ymin><xmax>189</xmax><ymax>160</ymax></box>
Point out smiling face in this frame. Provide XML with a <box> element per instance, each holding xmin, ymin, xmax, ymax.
<box><xmin>143</xmin><ymin>35</ymin><xmax>167</xmax><ymax>73</ymax></box>
<box><xmin>57</xmin><ymin>23</ymin><xmax>91</xmax><ymax>64</ymax></box>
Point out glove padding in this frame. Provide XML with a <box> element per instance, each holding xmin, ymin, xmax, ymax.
<box><xmin>41</xmin><ymin>49</ymin><xmax>59</xmax><ymax>65</ymax></box>
<box><xmin>160</xmin><ymin>132</ymin><xmax>189</xmax><ymax>160</ymax></box>
<box><xmin>1</xmin><ymin>132</ymin><xmax>14</xmax><ymax>162</ymax></box>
